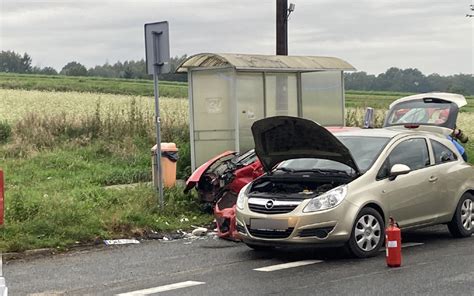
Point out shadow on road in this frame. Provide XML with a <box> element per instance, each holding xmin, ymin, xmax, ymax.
<box><xmin>229</xmin><ymin>225</ymin><xmax>469</xmax><ymax>262</ymax></box>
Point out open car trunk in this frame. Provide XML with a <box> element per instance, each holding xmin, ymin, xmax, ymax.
<box><xmin>384</xmin><ymin>93</ymin><xmax>467</xmax><ymax>134</ymax></box>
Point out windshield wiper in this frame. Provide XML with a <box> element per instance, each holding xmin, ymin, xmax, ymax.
<box><xmin>293</xmin><ymin>168</ymin><xmax>351</xmax><ymax>176</ymax></box>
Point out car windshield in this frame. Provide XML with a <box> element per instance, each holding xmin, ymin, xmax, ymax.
<box><xmin>278</xmin><ymin>136</ymin><xmax>390</xmax><ymax>174</ymax></box>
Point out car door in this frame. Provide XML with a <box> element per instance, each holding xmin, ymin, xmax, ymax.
<box><xmin>428</xmin><ymin>138</ymin><xmax>461</xmax><ymax>222</ymax></box>
<box><xmin>377</xmin><ymin>137</ymin><xmax>441</xmax><ymax>227</ymax></box>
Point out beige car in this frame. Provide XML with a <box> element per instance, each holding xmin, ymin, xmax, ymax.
<box><xmin>236</xmin><ymin>93</ymin><xmax>474</xmax><ymax>258</ymax></box>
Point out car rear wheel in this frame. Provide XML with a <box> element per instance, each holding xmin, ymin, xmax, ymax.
<box><xmin>346</xmin><ymin>207</ymin><xmax>385</xmax><ymax>258</ymax></box>
<box><xmin>448</xmin><ymin>193</ymin><xmax>473</xmax><ymax>238</ymax></box>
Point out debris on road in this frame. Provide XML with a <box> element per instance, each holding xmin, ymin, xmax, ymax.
<box><xmin>104</xmin><ymin>239</ymin><xmax>140</xmax><ymax>246</ymax></box>
<box><xmin>191</xmin><ymin>227</ymin><xmax>208</xmax><ymax>237</ymax></box>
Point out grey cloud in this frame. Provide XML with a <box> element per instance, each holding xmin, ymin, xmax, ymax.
<box><xmin>0</xmin><ymin>0</ymin><xmax>472</xmax><ymax>75</ymax></box>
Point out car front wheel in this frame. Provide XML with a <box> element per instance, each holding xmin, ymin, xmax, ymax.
<box><xmin>448</xmin><ymin>193</ymin><xmax>473</xmax><ymax>238</ymax></box>
<box><xmin>346</xmin><ymin>207</ymin><xmax>385</xmax><ymax>258</ymax></box>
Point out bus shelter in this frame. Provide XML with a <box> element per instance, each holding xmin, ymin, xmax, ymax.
<box><xmin>176</xmin><ymin>53</ymin><xmax>355</xmax><ymax>170</ymax></box>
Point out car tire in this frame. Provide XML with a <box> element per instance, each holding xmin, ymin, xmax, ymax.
<box><xmin>346</xmin><ymin>207</ymin><xmax>385</xmax><ymax>258</ymax></box>
<box><xmin>245</xmin><ymin>243</ymin><xmax>275</xmax><ymax>251</ymax></box>
<box><xmin>447</xmin><ymin>193</ymin><xmax>473</xmax><ymax>238</ymax></box>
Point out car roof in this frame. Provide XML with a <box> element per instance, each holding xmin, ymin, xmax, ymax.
<box><xmin>335</xmin><ymin>128</ymin><xmax>407</xmax><ymax>138</ymax></box>
<box><xmin>334</xmin><ymin>126</ymin><xmax>450</xmax><ymax>139</ymax></box>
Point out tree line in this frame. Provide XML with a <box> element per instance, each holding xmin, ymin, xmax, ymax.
<box><xmin>344</xmin><ymin>68</ymin><xmax>474</xmax><ymax>96</ymax></box>
<box><xmin>1</xmin><ymin>50</ymin><xmax>473</xmax><ymax>94</ymax></box>
<box><xmin>0</xmin><ymin>50</ymin><xmax>187</xmax><ymax>82</ymax></box>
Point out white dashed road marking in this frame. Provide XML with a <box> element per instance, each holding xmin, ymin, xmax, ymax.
<box><xmin>402</xmin><ymin>242</ymin><xmax>424</xmax><ymax>248</ymax></box>
<box><xmin>253</xmin><ymin>260</ymin><xmax>323</xmax><ymax>272</ymax></box>
<box><xmin>115</xmin><ymin>281</ymin><xmax>205</xmax><ymax>296</ymax></box>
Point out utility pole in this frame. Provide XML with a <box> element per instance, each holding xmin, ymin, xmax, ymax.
<box><xmin>276</xmin><ymin>0</ymin><xmax>288</xmax><ymax>55</ymax></box>
<box><xmin>276</xmin><ymin>1</ymin><xmax>295</xmax><ymax>55</ymax></box>
<box><xmin>275</xmin><ymin>1</ymin><xmax>295</xmax><ymax>115</ymax></box>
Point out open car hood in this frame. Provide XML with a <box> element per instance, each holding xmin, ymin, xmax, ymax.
<box><xmin>251</xmin><ymin>116</ymin><xmax>360</xmax><ymax>174</ymax></box>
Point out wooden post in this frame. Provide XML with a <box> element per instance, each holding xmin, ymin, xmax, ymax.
<box><xmin>276</xmin><ymin>0</ymin><xmax>288</xmax><ymax>55</ymax></box>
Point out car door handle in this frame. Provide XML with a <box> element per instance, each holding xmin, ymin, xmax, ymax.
<box><xmin>428</xmin><ymin>176</ymin><xmax>438</xmax><ymax>182</ymax></box>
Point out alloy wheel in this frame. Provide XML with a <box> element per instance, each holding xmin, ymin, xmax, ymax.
<box><xmin>354</xmin><ymin>214</ymin><xmax>381</xmax><ymax>252</ymax></box>
<box><xmin>461</xmin><ymin>198</ymin><xmax>473</xmax><ymax>231</ymax></box>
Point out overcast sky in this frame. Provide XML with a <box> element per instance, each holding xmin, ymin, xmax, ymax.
<box><xmin>1</xmin><ymin>0</ymin><xmax>473</xmax><ymax>75</ymax></box>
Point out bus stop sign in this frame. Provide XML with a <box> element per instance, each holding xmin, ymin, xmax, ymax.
<box><xmin>144</xmin><ymin>21</ymin><xmax>170</xmax><ymax>75</ymax></box>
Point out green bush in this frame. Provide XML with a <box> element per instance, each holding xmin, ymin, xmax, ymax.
<box><xmin>0</xmin><ymin>120</ymin><xmax>11</xmax><ymax>143</ymax></box>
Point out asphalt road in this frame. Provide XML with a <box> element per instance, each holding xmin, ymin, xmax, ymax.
<box><xmin>4</xmin><ymin>225</ymin><xmax>473</xmax><ymax>295</ymax></box>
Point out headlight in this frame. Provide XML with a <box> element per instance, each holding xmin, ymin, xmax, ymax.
<box><xmin>236</xmin><ymin>183</ymin><xmax>251</xmax><ymax>210</ymax></box>
<box><xmin>303</xmin><ymin>185</ymin><xmax>347</xmax><ymax>213</ymax></box>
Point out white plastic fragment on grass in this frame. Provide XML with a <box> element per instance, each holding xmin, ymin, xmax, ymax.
<box><xmin>104</xmin><ymin>239</ymin><xmax>140</xmax><ymax>245</ymax></box>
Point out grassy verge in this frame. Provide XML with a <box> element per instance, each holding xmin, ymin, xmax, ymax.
<box><xmin>1</xmin><ymin>142</ymin><xmax>211</xmax><ymax>252</ymax></box>
<box><xmin>0</xmin><ymin>96</ymin><xmax>200</xmax><ymax>252</ymax></box>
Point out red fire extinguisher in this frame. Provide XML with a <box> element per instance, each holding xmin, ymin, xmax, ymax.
<box><xmin>385</xmin><ymin>217</ymin><xmax>401</xmax><ymax>267</ymax></box>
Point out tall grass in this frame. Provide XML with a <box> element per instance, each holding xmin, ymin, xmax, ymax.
<box><xmin>0</xmin><ymin>93</ymin><xmax>202</xmax><ymax>252</ymax></box>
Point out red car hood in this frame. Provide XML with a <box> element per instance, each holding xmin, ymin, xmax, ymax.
<box><xmin>184</xmin><ymin>151</ymin><xmax>236</xmax><ymax>193</ymax></box>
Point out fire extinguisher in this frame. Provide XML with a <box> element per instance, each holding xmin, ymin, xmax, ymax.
<box><xmin>385</xmin><ymin>217</ymin><xmax>402</xmax><ymax>267</ymax></box>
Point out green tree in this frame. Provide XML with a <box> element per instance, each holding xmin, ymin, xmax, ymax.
<box><xmin>32</xmin><ymin>66</ymin><xmax>58</xmax><ymax>75</ymax></box>
<box><xmin>0</xmin><ymin>50</ymin><xmax>32</xmax><ymax>73</ymax></box>
<box><xmin>21</xmin><ymin>53</ymin><xmax>32</xmax><ymax>73</ymax></box>
<box><xmin>39</xmin><ymin>66</ymin><xmax>58</xmax><ymax>75</ymax></box>
<box><xmin>60</xmin><ymin>61</ymin><xmax>88</xmax><ymax>76</ymax></box>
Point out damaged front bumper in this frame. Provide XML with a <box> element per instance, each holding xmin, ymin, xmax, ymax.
<box><xmin>236</xmin><ymin>200</ymin><xmax>359</xmax><ymax>246</ymax></box>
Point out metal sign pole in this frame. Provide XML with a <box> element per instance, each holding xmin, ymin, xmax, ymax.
<box><xmin>144</xmin><ymin>21</ymin><xmax>169</xmax><ymax>207</ymax></box>
<box><xmin>152</xmin><ymin>33</ymin><xmax>164</xmax><ymax>207</ymax></box>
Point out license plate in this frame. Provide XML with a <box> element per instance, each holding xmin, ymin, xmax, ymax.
<box><xmin>250</xmin><ymin>219</ymin><xmax>288</xmax><ymax>230</ymax></box>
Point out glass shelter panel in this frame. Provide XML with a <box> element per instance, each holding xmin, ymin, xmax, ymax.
<box><xmin>265</xmin><ymin>73</ymin><xmax>298</xmax><ymax>117</ymax></box>
<box><xmin>301</xmin><ymin>71</ymin><xmax>344</xmax><ymax>126</ymax></box>
<box><xmin>236</xmin><ymin>73</ymin><xmax>265</xmax><ymax>152</ymax></box>
<box><xmin>191</xmin><ymin>69</ymin><xmax>236</xmax><ymax>166</ymax></box>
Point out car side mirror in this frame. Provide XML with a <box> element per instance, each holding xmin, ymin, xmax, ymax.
<box><xmin>389</xmin><ymin>164</ymin><xmax>411</xmax><ymax>181</ymax></box>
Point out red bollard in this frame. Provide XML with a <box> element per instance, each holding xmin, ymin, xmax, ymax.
<box><xmin>0</xmin><ymin>170</ymin><xmax>3</xmax><ymax>225</ymax></box>
<box><xmin>386</xmin><ymin>217</ymin><xmax>401</xmax><ymax>267</ymax></box>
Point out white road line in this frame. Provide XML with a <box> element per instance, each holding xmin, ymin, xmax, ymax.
<box><xmin>115</xmin><ymin>281</ymin><xmax>205</xmax><ymax>296</ymax></box>
<box><xmin>402</xmin><ymin>242</ymin><xmax>424</xmax><ymax>248</ymax></box>
<box><xmin>253</xmin><ymin>260</ymin><xmax>323</xmax><ymax>272</ymax></box>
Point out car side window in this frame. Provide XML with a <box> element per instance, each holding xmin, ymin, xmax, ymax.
<box><xmin>377</xmin><ymin>138</ymin><xmax>430</xmax><ymax>179</ymax></box>
<box><xmin>430</xmin><ymin>139</ymin><xmax>457</xmax><ymax>164</ymax></box>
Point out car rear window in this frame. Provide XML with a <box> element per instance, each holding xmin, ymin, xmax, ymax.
<box><xmin>385</xmin><ymin>99</ymin><xmax>457</xmax><ymax>128</ymax></box>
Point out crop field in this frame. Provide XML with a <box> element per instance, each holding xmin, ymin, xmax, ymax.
<box><xmin>2</xmin><ymin>73</ymin><xmax>472</xmax><ymax>111</ymax></box>
<box><xmin>0</xmin><ymin>73</ymin><xmax>187</xmax><ymax>98</ymax></box>
<box><xmin>0</xmin><ymin>89</ymin><xmax>187</xmax><ymax>123</ymax></box>
<box><xmin>1</xmin><ymin>79</ymin><xmax>473</xmax><ymax>253</ymax></box>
